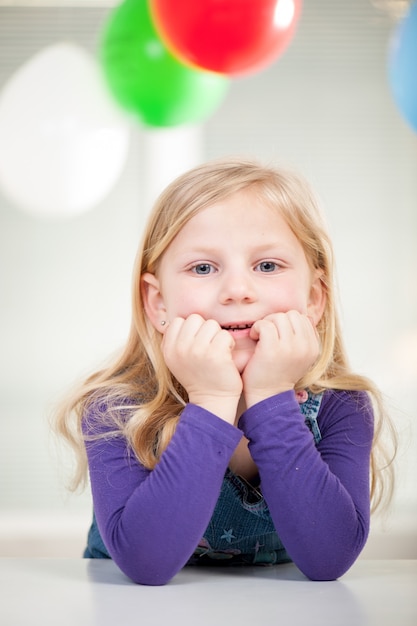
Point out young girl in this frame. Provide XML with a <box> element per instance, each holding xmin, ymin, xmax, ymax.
<box><xmin>55</xmin><ymin>157</ymin><xmax>395</xmax><ymax>585</ymax></box>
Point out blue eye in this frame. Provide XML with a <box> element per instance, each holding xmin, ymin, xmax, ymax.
<box><xmin>257</xmin><ymin>261</ymin><xmax>277</xmax><ymax>272</ymax></box>
<box><xmin>192</xmin><ymin>263</ymin><xmax>213</xmax><ymax>275</ymax></box>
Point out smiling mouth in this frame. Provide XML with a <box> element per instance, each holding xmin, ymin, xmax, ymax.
<box><xmin>221</xmin><ymin>323</ymin><xmax>253</xmax><ymax>331</ymax></box>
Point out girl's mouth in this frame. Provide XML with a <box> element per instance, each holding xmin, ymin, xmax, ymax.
<box><xmin>221</xmin><ymin>323</ymin><xmax>254</xmax><ymax>334</ymax></box>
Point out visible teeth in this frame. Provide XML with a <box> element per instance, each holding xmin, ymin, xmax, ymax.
<box><xmin>223</xmin><ymin>324</ymin><xmax>252</xmax><ymax>330</ymax></box>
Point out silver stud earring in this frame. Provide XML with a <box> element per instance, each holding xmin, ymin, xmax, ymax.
<box><xmin>160</xmin><ymin>320</ymin><xmax>167</xmax><ymax>326</ymax></box>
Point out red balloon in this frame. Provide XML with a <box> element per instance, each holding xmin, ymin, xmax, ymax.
<box><xmin>150</xmin><ymin>0</ymin><xmax>302</xmax><ymax>76</ymax></box>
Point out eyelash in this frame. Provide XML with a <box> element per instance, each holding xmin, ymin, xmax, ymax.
<box><xmin>255</xmin><ymin>261</ymin><xmax>280</xmax><ymax>273</ymax></box>
<box><xmin>191</xmin><ymin>263</ymin><xmax>216</xmax><ymax>275</ymax></box>
<box><xmin>190</xmin><ymin>261</ymin><xmax>282</xmax><ymax>275</ymax></box>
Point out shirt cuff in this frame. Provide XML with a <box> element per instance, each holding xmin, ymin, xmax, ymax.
<box><xmin>180</xmin><ymin>403</ymin><xmax>243</xmax><ymax>451</ymax></box>
<box><xmin>238</xmin><ymin>390</ymin><xmax>302</xmax><ymax>435</ymax></box>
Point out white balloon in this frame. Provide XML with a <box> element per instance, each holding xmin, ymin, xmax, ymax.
<box><xmin>0</xmin><ymin>42</ymin><xmax>130</xmax><ymax>218</ymax></box>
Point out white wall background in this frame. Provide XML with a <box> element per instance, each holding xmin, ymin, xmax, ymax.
<box><xmin>0</xmin><ymin>1</ymin><xmax>416</xmax><ymax>557</ymax></box>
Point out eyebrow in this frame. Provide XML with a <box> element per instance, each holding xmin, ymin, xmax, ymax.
<box><xmin>177</xmin><ymin>241</ymin><xmax>291</xmax><ymax>255</ymax></box>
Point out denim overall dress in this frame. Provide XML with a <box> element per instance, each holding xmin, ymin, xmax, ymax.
<box><xmin>84</xmin><ymin>391</ymin><xmax>323</xmax><ymax>565</ymax></box>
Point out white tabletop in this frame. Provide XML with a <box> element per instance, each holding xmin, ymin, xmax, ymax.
<box><xmin>0</xmin><ymin>558</ymin><xmax>416</xmax><ymax>626</ymax></box>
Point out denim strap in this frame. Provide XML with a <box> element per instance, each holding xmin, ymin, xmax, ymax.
<box><xmin>299</xmin><ymin>390</ymin><xmax>323</xmax><ymax>445</ymax></box>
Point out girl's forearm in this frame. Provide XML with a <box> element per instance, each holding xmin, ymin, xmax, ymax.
<box><xmin>239</xmin><ymin>390</ymin><xmax>373</xmax><ymax>580</ymax></box>
<box><xmin>85</xmin><ymin>404</ymin><xmax>242</xmax><ymax>585</ymax></box>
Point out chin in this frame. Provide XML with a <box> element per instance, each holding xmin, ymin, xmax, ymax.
<box><xmin>232</xmin><ymin>349</ymin><xmax>254</xmax><ymax>374</ymax></box>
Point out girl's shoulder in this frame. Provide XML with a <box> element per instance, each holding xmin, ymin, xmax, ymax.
<box><xmin>317</xmin><ymin>388</ymin><xmax>374</xmax><ymax>438</ymax></box>
<box><xmin>81</xmin><ymin>392</ymin><xmax>138</xmax><ymax>436</ymax></box>
<box><xmin>320</xmin><ymin>388</ymin><xmax>372</xmax><ymax>410</ymax></box>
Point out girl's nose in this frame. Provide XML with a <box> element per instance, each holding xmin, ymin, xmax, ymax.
<box><xmin>218</xmin><ymin>270</ymin><xmax>257</xmax><ymax>304</ymax></box>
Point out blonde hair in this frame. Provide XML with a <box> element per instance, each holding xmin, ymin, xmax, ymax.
<box><xmin>54</xmin><ymin>157</ymin><xmax>396</xmax><ymax>512</ymax></box>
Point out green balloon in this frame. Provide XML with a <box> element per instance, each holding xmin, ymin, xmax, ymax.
<box><xmin>100</xmin><ymin>0</ymin><xmax>229</xmax><ymax>127</ymax></box>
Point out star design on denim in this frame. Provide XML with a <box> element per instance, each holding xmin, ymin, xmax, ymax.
<box><xmin>220</xmin><ymin>529</ymin><xmax>236</xmax><ymax>543</ymax></box>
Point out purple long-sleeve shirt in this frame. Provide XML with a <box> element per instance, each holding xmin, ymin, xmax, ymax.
<box><xmin>83</xmin><ymin>389</ymin><xmax>373</xmax><ymax>585</ymax></box>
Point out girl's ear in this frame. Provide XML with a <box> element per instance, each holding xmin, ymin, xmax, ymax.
<box><xmin>140</xmin><ymin>272</ymin><xmax>167</xmax><ymax>333</ymax></box>
<box><xmin>307</xmin><ymin>272</ymin><xmax>327</xmax><ymax>327</ymax></box>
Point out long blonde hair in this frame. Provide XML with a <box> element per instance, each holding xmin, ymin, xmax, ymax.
<box><xmin>54</xmin><ymin>157</ymin><xmax>396</xmax><ymax>511</ymax></box>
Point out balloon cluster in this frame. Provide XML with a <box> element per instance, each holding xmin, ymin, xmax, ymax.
<box><xmin>101</xmin><ymin>0</ymin><xmax>302</xmax><ymax>127</ymax></box>
<box><xmin>0</xmin><ymin>1</ymin><xmax>301</xmax><ymax>218</ymax></box>
<box><xmin>388</xmin><ymin>1</ymin><xmax>417</xmax><ymax>133</ymax></box>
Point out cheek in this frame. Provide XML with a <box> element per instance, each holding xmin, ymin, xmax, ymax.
<box><xmin>269</xmin><ymin>282</ymin><xmax>309</xmax><ymax>313</ymax></box>
<box><xmin>164</xmin><ymin>288</ymin><xmax>207</xmax><ymax>319</ymax></box>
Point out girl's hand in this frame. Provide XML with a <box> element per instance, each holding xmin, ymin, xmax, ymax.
<box><xmin>162</xmin><ymin>314</ymin><xmax>242</xmax><ymax>424</ymax></box>
<box><xmin>242</xmin><ymin>310</ymin><xmax>320</xmax><ymax>408</ymax></box>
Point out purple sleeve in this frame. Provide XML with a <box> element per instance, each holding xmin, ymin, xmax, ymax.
<box><xmin>239</xmin><ymin>389</ymin><xmax>374</xmax><ymax>580</ymax></box>
<box><xmin>83</xmin><ymin>404</ymin><xmax>242</xmax><ymax>585</ymax></box>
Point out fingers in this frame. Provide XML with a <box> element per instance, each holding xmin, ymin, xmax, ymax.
<box><xmin>163</xmin><ymin>314</ymin><xmax>234</xmax><ymax>358</ymax></box>
<box><xmin>160</xmin><ymin>314</ymin><xmax>242</xmax><ymax>422</ymax></box>
<box><xmin>252</xmin><ymin>311</ymin><xmax>318</xmax><ymax>347</ymax></box>
<box><xmin>243</xmin><ymin>311</ymin><xmax>321</xmax><ymax>407</ymax></box>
